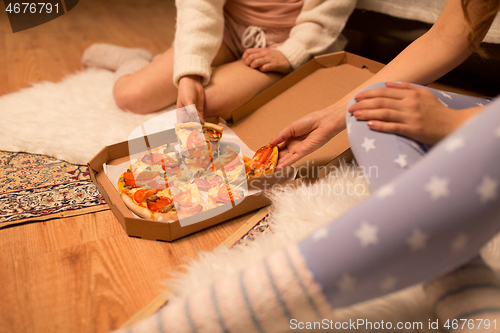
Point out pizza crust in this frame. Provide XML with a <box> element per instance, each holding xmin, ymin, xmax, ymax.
<box><xmin>121</xmin><ymin>193</ymin><xmax>154</xmax><ymax>220</ymax></box>
<box><xmin>121</xmin><ymin>194</ymin><xmax>178</xmax><ymax>221</ymax></box>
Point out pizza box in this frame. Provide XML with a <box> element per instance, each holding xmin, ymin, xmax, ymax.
<box><xmin>88</xmin><ymin>51</ymin><xmax>383</xmax><ymax>242</ymax></box>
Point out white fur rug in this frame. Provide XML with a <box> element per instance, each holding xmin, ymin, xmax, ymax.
<box><xmin>164</xmin><ymin>163</ymin><xmax>500</xmax><ymax>332</ymax></box>
<box><xmin>0</xmin><ymin>69</ymin><xmax>174</xmax><ymax>165</ymax></box>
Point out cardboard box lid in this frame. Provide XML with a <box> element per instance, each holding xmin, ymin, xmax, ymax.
<box><xmin>230</xmin><ymin>52</ymin><xmax>383</xmax><ymax>176</ymax></box>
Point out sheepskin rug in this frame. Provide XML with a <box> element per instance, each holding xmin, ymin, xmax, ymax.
<box><xmin>164</xmin><ymin>163</ymin><xmax>500</xmax><ymax>332</ymax></box>
<box><xmin>0</xmin><ymin>69</ymin><xmax>174</xmax><ymax>165</ymax></box>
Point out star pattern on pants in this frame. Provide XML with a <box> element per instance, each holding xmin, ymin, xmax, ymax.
<box><xmin>354</xmin><ymin>222</ymin><xmax>379</xmax><ymax>247</ymax></box>
<box><xmin>407</xmin><ymin>229</ymin><xmax>428</xmax><ymax>251</ymax></box>
<box><xmin>476</xmin><ymin>175</ymin><xmax>498</xmax><ymax>203</ymax></box>
<box><xmin>438</xmin><ymin>99</ymin><xmax>449</xmax><ymax>107</ymax></box>
<box><xmin>347</xmin><ymin>122</ymin><xmax>352</xmax><ymax>135</ymax></box>
<box><xmin>393</xmin><ymin>154</ymin><xmax>408</xmax><ymax>168</ymax></box>
<box><xmin>337</xmin><ymin>274</ymin><xmax>356</xmax><ymax>292</ymax></box>
<box><xmin>440</xmin><ymin>91</ymin><xmax>453</xmax><ymax>99</ymax></box>
<box><xmin>424</xmin><ymin>176</ymin><xmax>450</xmax><ymax>200</ymax></box>
<box><xmin>312</xmin><ymin>227</ymin><xmax>329</xmax><ymax>241</ymax></box>
<box><xmin>444</xmin><ymin>137</ymin><xmax>465</xmax><ymax>153</ymax></box>
<box><xmin>379</xmin><ymin>276</ymin><xmax>398</xmax><ymax>291</ymax></box>
<box><xmin>361</xmin><ymin>137</ymin><xmax>376</xmax><ymax>153</ymax></box>
<box><xmin>376</xmin><ymin>184</ymin><xmax>395</xmax><ymax>200</ymax></box>
<box><xmin>451</xmin><ymin>233</ymin><xmax>469</xmax><ymax>252</ymax></box>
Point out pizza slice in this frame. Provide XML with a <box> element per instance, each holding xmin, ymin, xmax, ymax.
<box><xmin>118</xmin><ymin>180</ymin><xmax>177</xmax><ymax>221</ymax></box>
<box><xmin>170</xmin><ymin>183</ymin><xmax>206</xmax><ymax>218</ymax></box>
<box><xmin>213</xmin><ymin>146</ymin><xmax>246</xmax><ymax>183</ymax></box>
<box><xmin>175</xmin><ymin>122</ymin><xmax>208</xmax><ymax>159</ymax></box>
<box><xmin>208</xmin><ymin>183</ymin><xmax>244</xmax><ymax>206</ymax></box>
<box><xmin>245</xmin><ymin>143</ymin><xmax>279</xmax><ymax>180</ymax></box>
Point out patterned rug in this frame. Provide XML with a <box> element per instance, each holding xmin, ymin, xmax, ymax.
<box><xmin>232</xmin><ymin>213</ymin><xmax>272</xmax><ymax>247</ymax></box>
<box><xmin>0</xmin><ymin>151</ymin><xmax>108</xmax><ymax>228</ymax></box>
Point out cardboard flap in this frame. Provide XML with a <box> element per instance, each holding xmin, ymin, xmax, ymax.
<box><xmin>88</xmin><ymin>145</ymin><xmax>110</xmax><ymax>173</ymax></box>
<box><xmin>313</xmin><ymin>51</ymin><xmax>348</xmax><ymax>68</ymax></box>
<box><xmin>230</xmin><ymin>54</ymin><xmax>379</xmax><ymax>177</ymax></box>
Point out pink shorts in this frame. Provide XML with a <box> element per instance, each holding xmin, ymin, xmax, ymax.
<box><xmin>222</xmin><ymin>12</ymin><xmax>293</xmax><ymax>59</ymax></box>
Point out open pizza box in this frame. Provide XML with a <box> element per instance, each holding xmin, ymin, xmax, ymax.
<box><xmin>88</xmin><ymin>51</ymin><xmax>384</xmax><ymax>242</ymax></box>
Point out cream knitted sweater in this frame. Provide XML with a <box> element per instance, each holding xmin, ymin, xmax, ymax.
<box><xmin>173</xmin><ymin>0</ymin><xmax>357</xmax><ymax>87</ymax></box>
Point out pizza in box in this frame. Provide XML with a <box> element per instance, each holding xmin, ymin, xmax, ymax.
<box><xmin>118</xmin><ymin>122</ymin><xmax>279</xmax><ymax>221</ymax></box>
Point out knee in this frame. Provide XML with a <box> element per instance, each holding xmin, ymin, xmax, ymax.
<box><xmin>113</xmin><ymin>77</ymin><xmax>150</xmax><ymax>114</ymax></box>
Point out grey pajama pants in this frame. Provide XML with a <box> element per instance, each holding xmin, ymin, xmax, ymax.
<box><xmin>298</xmin><ymin>82</ymin><xmax>499</xmax><ymax>309</ymax></box>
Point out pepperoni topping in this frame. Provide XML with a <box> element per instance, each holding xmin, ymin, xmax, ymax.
<box><xmin>186</xmin><ymin>130</ymin><xmax>206</xmax><ymax>158</ymax></box>
<box><xmin>135</xmin><ymin>170</ymin><xmax>160</xmax><ymax>183</ymax></box>
<box><xmin>217</xmin><ymin>185</ymin><xmax>242</xmax><ymax>203</ymax></box>
<box><xmin>133</xmin><ymin>189</ymin><xmax>158</xmax><ymax>204</ymax></box>
<box><xmin>208</xmin><ymin>175</ymin><xmax>224</xmax><ymax>188</ymax></box>
<box><xmin>147</xmin><ymin>197</ymin><xmax>173</xmax><ymax>212</ymax></box>
<box><xmin>179</xmin><ymin>204</ymin><xmax>203</xmax><ymax>214</ymax></box>
<box><xmin>193</xmin><ymin>178</ymin><xmax>210</xmax><ymax>190</ymax></box>
<box><xmin>173</xmin><ymin>189</ymin><xmax>196</xmax><ymax>207</ymax></box>
<box><xmin>249</xmin><ymin>144</ymin><xmax>273</xmax><ymax>170</ymax></box>
<box><xmin>123</xmin><ymin>172</ymin><xmax>137</xmax><ymax>187</ymax></box>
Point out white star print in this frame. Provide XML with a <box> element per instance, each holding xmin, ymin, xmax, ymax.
<box><xmin>424</xmin><ymin>176</ymin><xmax>450</xmax><ymax>200</ymax></box>
<box><xmin>407</xmin><ymin>229</ymin><xmax>429</xmax><ymax>251</ymax></box>
<box><xmin>476</xmin><ymin>176</ymin><xmax>498</xmax><ymax>203</ymax></box>
<box><xmin>347</xmin><ymin>122</ymin><xmax>352</xmax><ymax>135</ymax></box>
<box><xmin>393</xmin><ymin>154</ymin><xmax>408</xmax><ymax>168</ymax></box>
<box><xmin>380</xmin><ymin>276</ymin><xmax>398</xmax><ymax>291</ymax></box>
<box><xmin>376</xmin><ymin>184</ymin><xmax>395</xmax><ymax>200</ymax></box>
<box><xmin>361</xmin><ymin>137</ymin><xmax>376</xmax><ymax>153</ymax></box>
<box><xmin>477</xmin><ymin>103</ymin><xmax>484</xmax><ymax>106</ymax></box>
<box><xmin>438</xmin><ymin>99</ymin><xmax>449</xmax><ymax>107</ymax></box>
<box><xmin>354</xmin><ymin>222</ymin><xmax>379</xmax><ymax>247</ymax></box>
<box><xmin>444</xmin><ymin>137</ymin><xmax>465</xmax><ymax>153</ymax></box>
<box><xmin>451</xmin><ymin>233</ymin><xmax>469</xmax><ymax>252</ymax></box>
<box><xmin>312</xmin><ymin>228</ymin><xmax>329</xmax><ymax>241</ymax></box>
<box><xmin>440</xmin><ymin>91</ymin><xmax>453</xmax><ymax>99</ymax></box>
<box><xmin>495</xmin><ymin>125</ymin><xmax>500</xmax><ymax>138</ymax></box>
<box><xmin>337</xmin><ymin>274</ymin><xmax>356</xmax><ymax>292</ymax></box>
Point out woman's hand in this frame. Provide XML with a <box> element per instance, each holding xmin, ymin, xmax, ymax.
<box><xmin>242</xmin><ymin>48</ymin><xmax>292</xmax><ymax>73</ymax></box>
<box><xmin>177</xmin><ymin>75</ymin><xmax>205</xmax><ymax>122</ymax></box>
<box><xmin>348</xmin><ymin>82</ymin><xmax>481</xmax><ymax>145</ymax></box>
<box><xmin>270</xmin><ymin>104</ymin><xmax>346</xmax><ymax>168</ymax></box>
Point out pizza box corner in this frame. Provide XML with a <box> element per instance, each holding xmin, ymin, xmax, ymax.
<box><xmin>88</xmin><ymin>51</ymin><xmax>383</xmax><ymax>242</ymax></box>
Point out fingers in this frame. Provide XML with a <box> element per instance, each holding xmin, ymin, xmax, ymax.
<box><xmin>276</xmin><ymin>150</ymin><xmax>299</xmax><ymax>169</ymax></box>
<box><xmin>270</xmin><ymin>126</ymin><xmax>294</xmax><ymax>146</ymax></box>
<box><xmin>349</xmin><ymin>97</ymin><xmax>402</xmax><ymax>113</ymax></box>
<box><xmin>243</xmin><ymin>49</ymin><xmax>266</xmax><ymax>66</ymax></box>
<box><xmin>367</xmin><ymin>120</ymin><xmax>410</xmax><ymax>136</ymax></box>
<box><xmin>352</xmin><ymin>108</ymin><xmax>406</xmax><ymax>123</ymax></box>
<box><xmin>242</xmin><ymin>48</ymin><xmax>262</xmax><ymax>61</ymax></box>
<box><xmin>353</xmin><ymin>87</ymin><xmax>409</xmax><ymax>103</ymax></box>
<box><xmin>249</xmin><ymin>57</ymin><xmax>271</xmax><ymax>69</ymax></box>
<box><xmin>384</xmin><ymin>82</ymin><xmax>417</xmax><ymax>90</ymax></box>
<box><xmin>259</xmin><ymin>63</ymin><xmax>274</xmax><ymax>72</ymax></box>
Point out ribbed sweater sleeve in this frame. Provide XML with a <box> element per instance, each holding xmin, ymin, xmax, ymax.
<box><xmin>276</xmin><ymin>0</ymin><xmax>357</xmax><ymax>69</ymax></box>
<box><xmin>173</xmin><ymin>0</ymin><xmax>227</xmax><ymax>87</ymax></box>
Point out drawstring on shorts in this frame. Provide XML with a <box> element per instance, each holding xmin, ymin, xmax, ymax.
<box><xmin>241</xmin><ymin>26</ymin><xmax>267</xmax><ymax>49</ymax></box>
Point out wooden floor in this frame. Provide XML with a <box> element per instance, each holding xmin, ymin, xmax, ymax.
<box><xmin>0</xmin><ymin>1</ymin><xmax>251</xmax><ymax>332</ymax></box>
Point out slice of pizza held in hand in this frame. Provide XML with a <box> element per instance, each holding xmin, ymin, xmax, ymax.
<box><xmin>244</xmin><ymin>143</ymin><xmax>279</xmax><ymax>180</ymax></box>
